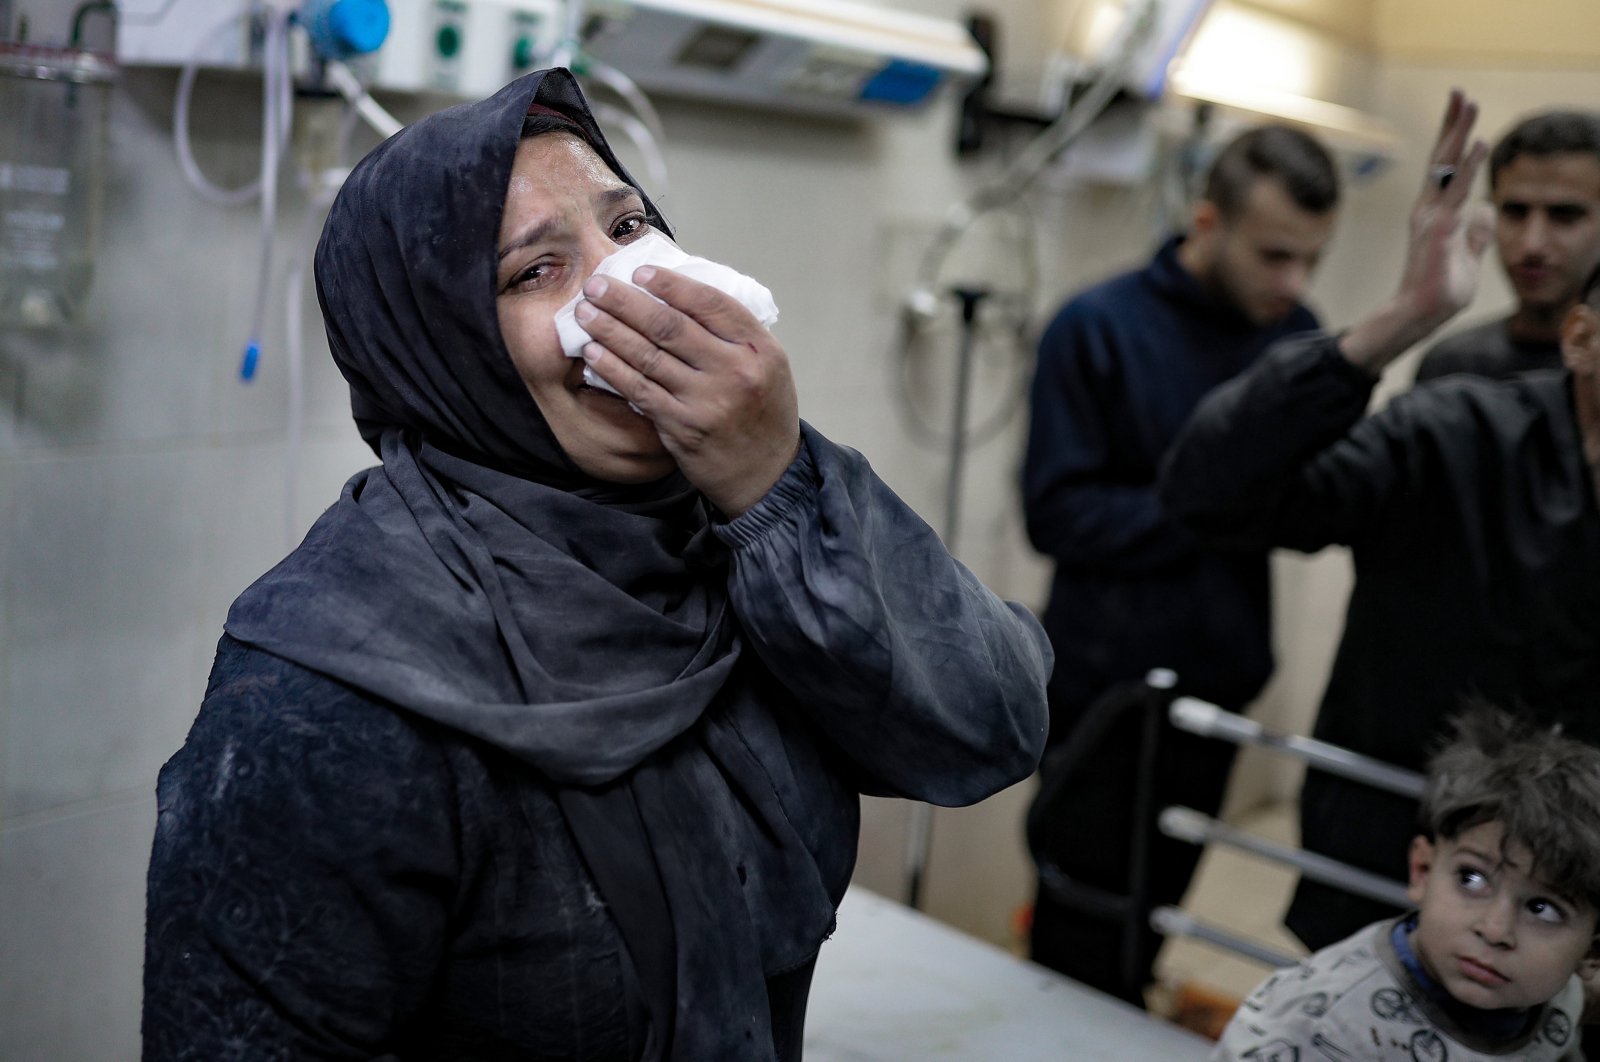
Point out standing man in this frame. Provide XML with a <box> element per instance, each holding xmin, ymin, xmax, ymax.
<box><xmin>1022</xmin><ymin>125</ymin><xmax>1340</xmax><ymax>1003</ymax></box>
<box><xmin>1416</xmin><ymin>110</ymin><xmax>1600</xmax><ymax>381</ymax></box>
<box><xmin>1162</xmin><ymin>92</ymin><xmax>1600</xmax><ymax>953</ymax></box>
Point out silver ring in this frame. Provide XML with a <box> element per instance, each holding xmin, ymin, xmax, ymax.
<box><xmin>1429</xmin><ymin>164</ymin><xmax>1456</xmax><ymax>190</ymax></box>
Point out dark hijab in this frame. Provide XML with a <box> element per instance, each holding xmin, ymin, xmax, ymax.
<box><xmin>225</xmin><ymin>68</ymin><xmax>836</xmax><ymax>1059</ymax></box>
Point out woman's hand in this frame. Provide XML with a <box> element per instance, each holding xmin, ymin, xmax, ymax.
<box><xmin>573</xmin><ymin>267</ymin><xmax>801</xmax><ymax>517</ymax></box>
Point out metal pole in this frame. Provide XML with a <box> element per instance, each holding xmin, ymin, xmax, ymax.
<box><xmin>1119</xmin><ymin>670</ymin><xmax>1175</xmax><ymax>994</ymax></box>
<box><xmin>1168</xmin><ymin>697</ymin><xmax>1426</xmax><ymax>799</ymax></box>
<box><xmin>1159</xmin><ymin>805</ymin><xmax>1413</xmax><ymax>909</ymax></box>
<box><xmin>938</xmin><ymin>287</ymin><xmax>989</xmax><ymax>558</ymax></box>
<box><xmin>1149</xmin><ymin>905</ymin><xmax>1299</xmax><ymax>969</ymax></box>
<box><xmin>905</xmin><ymin>286</ymin><xmax>990</xmax><ymax>911</ymax></box>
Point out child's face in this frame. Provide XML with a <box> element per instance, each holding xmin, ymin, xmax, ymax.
<box><xmin>1407</xmin><ymin>821</ymin><xmax>1600</xmax><ymax>1010</ymax></box>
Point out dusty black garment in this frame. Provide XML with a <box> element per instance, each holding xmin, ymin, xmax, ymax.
<box><xmin>143</xmin><ymin>636</ymin><xmax>828</xmax><ymax>1061</ymax></box>
<box><xmin>1160</xmin><ymin>334</ymin><xmax>1600</xmax><ymax>950</ymax></box>
<box><xmin>146</xmin><ymin>636</ymin><xmax>658</xmax><ymax>1061</ymax></box>
<box><xmin>1415</xmin><ymin>316</ymin><xmax>1565</xmax><ymax>383</ymax></box>
<box><xmin>148</xmin><ymin>429</ymin><xmax>1050</xmax><ymax>1059</ymax></box>
<box><xmin>145</xmin><ymin>65</ymin><xmax>1050</xmax><ymax>1060</ymax></box>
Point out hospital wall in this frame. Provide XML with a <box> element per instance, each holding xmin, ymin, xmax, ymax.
<box><xmin>2</xmin><ymin>0</ymin><xmax>1599</xmax><ymax>1056</ymax></box>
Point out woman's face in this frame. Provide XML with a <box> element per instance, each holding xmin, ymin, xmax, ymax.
<box><xmin>495</xmin><ymin>132</ymin><xmax>675</xmax><ymax>483</ymax></box>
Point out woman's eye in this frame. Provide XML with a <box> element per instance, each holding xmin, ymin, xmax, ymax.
<box><xmin>506</xmin><ymin>260</ymin><xmax>559</xmax><ymax>292</ymax></box>
<box><xmin>611</xmin><ymin>213</ymin><xmax>650</xmax><ymax>242</ymax></box>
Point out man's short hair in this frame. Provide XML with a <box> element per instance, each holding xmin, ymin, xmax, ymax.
<box><xmin>1421</xmin><ymin>705</ymin><xmax>1600</xmax><ymax>911</ymax></box>
<box><xmin>1203</xmin><ymin>125</ymin><xmax>1340</xmax><ymax>220</ymax></box>
<box><xmin>1489</xmin><ymin>110</ymin><xmax>1600</xmax><ymax>191</ymax></box>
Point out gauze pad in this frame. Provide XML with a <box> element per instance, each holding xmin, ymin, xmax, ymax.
<box><xmin>554</xmin><ymin>231</ymin><xmax>780</xmax><ymax>395</ymax></box>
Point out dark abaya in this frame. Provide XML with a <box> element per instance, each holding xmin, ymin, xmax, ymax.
<box><xmin>142</xmin><ymin>68</ymin><xmax>1051</xmax><ymax>1060</ymax></box>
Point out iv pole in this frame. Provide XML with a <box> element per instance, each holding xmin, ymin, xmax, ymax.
<box><xmin>897</xmin><ymin>1</ymin><xmax>1159</xmax><ymax>911</ymax></box>
<box><xmin>904</xmin><ymin>285</ymin><xmax>991</xmax><ymax>911</ymax></box>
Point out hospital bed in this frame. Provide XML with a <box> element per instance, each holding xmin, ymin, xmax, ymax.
<box><xmin>805</xmin><ymin>885</ymin><xmax>1214</xmax><ymax>1060</ymax></box>
<box><xmin>1028</xmin><ymin>671</ymin><xmax>1423</xmax><ymax>990</ymax></box>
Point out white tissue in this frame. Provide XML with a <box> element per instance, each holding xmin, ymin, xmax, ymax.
<box><xmin>554</xmin><ymin>231</ymin><xmax>780</xmax><ymax>395</ymax></box>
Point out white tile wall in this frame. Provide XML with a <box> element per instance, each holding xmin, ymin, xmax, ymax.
<box><xmin>3</xmin><ymin>448</ymin><xmax>212</xmax><ymax>817</ymax></box>
<box><xmin>196</xmin><ymin>430</ymin><xmax>376</xmax><ymax>626</ymax></box>
<box><xmin>0</xmin><ymin>352</ymin><xmax>20</xmax><ymax>450</ymax></box>
<box><xmin>0</xmin><ymin>457</ymin><xmax>11</xmax><ymax>822</ymax></box>
<box><xmin>0</xmin><ymin>797</ymin><xmax>153</xmax><ymax>1062</ymax></box>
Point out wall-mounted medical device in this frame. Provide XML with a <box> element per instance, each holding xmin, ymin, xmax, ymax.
<box><xmin>118</xmin><ymin>0</ymin><xmax>561</xmax><ymax>98</ymax></box>
<box><xmin>575</xmin><ymin>0</ymin><xmax>986</xmax><ymax>115</ymax></box>
<box><xmin>359</xmin><ymin>0</ymin><xmax>565</xmax><ymax>98</ymax></box>
<box><xmin>1046</xmin><ymin>0</ymin><xmax>1213</xmax><ymax>100</ymax></box>
<box><xmin>115</xmin><ymin>0</ymin><xmax>985</xmax><ymax>116</ymax></box>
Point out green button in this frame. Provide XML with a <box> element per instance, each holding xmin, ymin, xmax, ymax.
<box><xmin>513</xmin><ymin>36</ymin><xmax>534</xmax><ymax>70</ymax></box>
<box><xmin>436</xmin><ymin>23</ymin><xmax>461</xmax><ymax>58</ymax></box>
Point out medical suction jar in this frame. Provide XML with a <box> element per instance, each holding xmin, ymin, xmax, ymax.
<box><xmin>0</xmin><ymin>44</ymin><xmax>114</xmax><ymax>328</ymax></box>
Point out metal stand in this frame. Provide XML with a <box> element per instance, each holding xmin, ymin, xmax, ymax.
<box><xmin>1150</xmin><ymin>695</ymin><xmax>1424</xmax><ymax>965</ymax></box>
<box><xmin>1167</xmin><ymin>697</ymin><xmax>1424</xmax><ymax>798</ymax></box>
<box><xmin>904</xmin><ymin>286</ymin><xmax>991</xmax><ymax>911</ymax></box>
<box><xmin>1025</xmin><ymin>669</ymin><xmax>1180</xmax><ymax>998</ymax></box>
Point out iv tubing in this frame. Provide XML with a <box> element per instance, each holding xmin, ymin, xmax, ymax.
<box><xmin>173</xmin><ymin>6</ymin><xmax>290</xmax><ymax>206</ymax></box>
<box><xmin>284</xmin><ymin>205</ymin><xmax>308</xmax><ymax>545</ymax></box>
<box><xmin>283</xmin><ymin>104</ymin><xmax>361</xmax><ymax>548</ymax></box>
<box><xmin>895</xmin><ymin>1</ymin><xmax>1161</xmax><ymax>910</ymax></box>
<box><xmin>591</xmin><ymin>101</ymin><xmax>669</xmax><ymax>200</ymax></box>
<box><xmin>551</xmin><ymin>0</ymin><xmax>585</xmax><ymax>70</ymax></box>
<box><xmin>240</xmin><ymin>5</ymin><xmax>294</xmax><ymax>380</ymax></box>
<box><xmin>324</xmin><ymin>58</ymin><xmax>403</xmax><ymax>140</ymax></box>
<box><xmin>583</xmin><ymin>55</ymin><xmax>666</xmax><ymax>148</ymax></box>
<box><xmin>888</xmin><ymin>0</ymin><xmax>1158</xmax><ymax>445</ymax></box>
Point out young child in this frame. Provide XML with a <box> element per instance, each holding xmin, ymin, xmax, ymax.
<box><xmin>1211</xmin><ymin>708</ymin><xmax>1600</xmax><ymax>1060</ymax></box>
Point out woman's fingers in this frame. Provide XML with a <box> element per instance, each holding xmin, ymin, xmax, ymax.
<box><xmin>579</xmin><ymin>269</ymin><xmax>761</xmax><ymax>373</ymax></box>
<box><xmin>577</xmin><ymin>336</ymin><xmax>683</xmax><ymax>419</ymax></box>
<box><xmin>572</xmin><ymin>265</ymin><xmax>798</xmax><ymax>517</ymax></box>
<box><xmin>628</xmin><ymin>266</ymin><xmax>767</xmax><ymax>348</ymax></box>
<box><xmin>573</xmin><ymin>264</ymin><xmax>788</xmax><ymax>418</ymax></box>
<box><xmin>574</xmin><ymin>293</ymin><xmax>696</xmax><ymax>404</ymax></box>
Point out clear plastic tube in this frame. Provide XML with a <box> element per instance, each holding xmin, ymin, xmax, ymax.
<box><xmin>551</xmin><ymin>0</ymin><xmax>585</xmax><ymax>70</ymax></box>
<box><xmin>283</xmin><ymin>102</ymin><xmax>360</xmax><ymax>547</ymax></box>
<box><xmin>284</xmin><ymin>204</ymin><xmax>307</xmax><ymax>544</ymax></box>
<box><xmin>323</xmin><ymin>58</ymin><xmax>403</xmax><ymax>140</ymax></box>
<box><xmin>582</xmin><ymin>55</ymin><xmax>666</xmax><ymax>148</ymax></box>
<box><xmin>173</xmin><ymin>7</ymin><xmax>290</xmax><ymax>206</ymax></box>
<box><xmin>591</xmin><ymin>100</ymin><xmax>668</xmax><ymax>201</ymax></box>
<box><xmin>240</xmin><ymin>5</ymin><xmax>295</xmax><ymax>380</ymax></box>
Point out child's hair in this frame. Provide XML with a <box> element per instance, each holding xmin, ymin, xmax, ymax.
<box><xmin>1420</xmin><ymin>705</ymin><xmax>1600</xmax><ymax>912</ymax></box>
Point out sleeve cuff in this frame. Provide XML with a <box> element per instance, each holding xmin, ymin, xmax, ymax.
<box><xmin>712</xmin><ymin>425</ymin><xmax>822</xmax><ymax>550</ymax></box>
<box><xmin>1318</xmin><ymin>330</ymin><xmax>1384</xmax><ymax>389</ymax></box>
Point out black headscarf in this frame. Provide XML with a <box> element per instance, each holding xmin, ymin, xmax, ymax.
<box><xmin>225</xmin><ymin>68</ymin><xmax>836</xmax><ymax>1058</ymax></box>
